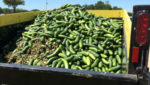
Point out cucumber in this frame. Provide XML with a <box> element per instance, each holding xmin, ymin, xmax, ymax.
<box><xmin>88</xmin><ymin>50</ymin><xmax>99</xmax><ymax>57</ymax></box>
<box><xmin>104</xmin><ymin>50</ymin><xmax>108</xmax><ymax>55</ymax></box>
<box><xmin>47</xmin><ymin>45</ymin><xmax>61</xmax><ymax>58</ymax></box>
<box><xmin>58</xmin><ymin>53</ymin><xmax>67</xmax><ymax>58</ymax></box>
<box><xmin>98</xmin><ymin>68</ymin><xmax>102</xmax><ymax>72</ymax></box>
<box><xmin>70</xmin><ymin>35</ymin><xmax>80</xmax><ymax>44</ymax></box>
<box><xmin>85</xmin><ymin>24</ymin><xmax>90</xmax><ymax>30</ymax></box>
<box><xmin>52</xmin><ymin>59</ymin><xmax>59</xmax><ymax>67</ymax></box>
<box><xmin>66</xmin><ymin>48</ymin><xmax>71</xmax><ymax>56</ymax></box>
<box><xmin>86</xmin><ymin>57</ymin><xmax>91</xmax><ymax>66</ymax></box>
<box><xmin>69</xmin><ymin>45</ymin><xmax>76</xmax><ymax>54</ymax></box>
<box><xmin>73</xmin><ymin>43</ymin><xmax>79</xmax><ymax>49</ymax></box>
<box><xmin>65</xmin><ymin>40</ymin><xmax>69</xmax><ymax>49</ymax></box>
<box><xmin>88</xmin><ymin>53</ymin><xmax>96</xmax><ymax>60</ymax></box>
<box><xmin>61</xmin><ymin>58</ymin><xmax>69</xmax><ymax>69</ymax></box>
<box><xmin>108</xmin><ymin>50</ymin><xmax>113</xmax><ymax>56</ymax></box>
<box><xmin>116</xmin><ymin>55</ymin><xmax>121</xmax><ymax>64</ymax></box>
<box><xmin>85</xmin><ymin>67</ymin><xmax>90</xmax><ymax>70</ymax></box>
<box><xmin>33</xmin><ymin>59</ymin><xmax>39</xmax><ymax>66</ymax></box>
<box><xmin>28</xmin><ymin>59</ymin><xmax>34</xmax><ymax>65</ymax></box>
<box><xmin>104</xmin><ymin>34</ymin><xmax>114</xmax><ymax>38</ymax></box>
<box><xmin>112</xmin><ymin>58</ymin><xmax>117</xmax><ymax>66</ymax></box>
<box><xmin>100</xmin><ymin>54</ymin><xmax>108</xmax><ymax>58</ymax></box>
<box><xmin>82</xmin><ymin>56</ymin><xmax>91</xmax><ymax>66</ymax></box>
<box><xmin>102</xmin><ymin>67</ymin><xmax>106</xmax><ymax>72</ymax></box>
<box><xmin>108</xmin><ymin>65</ymin><xmax>120</xmax><ymax>72</ymax></box>
<box><xmin>65</xmin><ymin>56</ymin><xmax>74</xmax><ymax>61</ymax></box>
<box><xmin>94</xmin><ymin>67</ymin><xmax>99</xmax><ymax>71</ymax></box>
<box><xmin>80</xmin><ymin>51</ymin><xmax>88</xmax><ymax>55</ymax></box>
<box><xmin>89</xmin><ymin>47</ymin><xmax>98</xmax><ymax>52</ymax></box>
<box><xmin>79</xmin><ymin>38</ymin><xmax>83</xmax><ymax>48</ymax></box>
<box><xmin>109</xmin><ymin>56</ymin><xmax>112</xmax><ymax>68</ymax></box>
<box><xmin>56</xmin><ymin>61</ymin><xmax>62</xmax><ymax>68</ymax></box>
<box><xmin>82</xmin><ymin>65</ymin><xmax>88</xmax><ymax>68</ymax></box>
<box><xmin>102</xmin><ymin>58</ymin><xmax>109</xmax><ymax>65</ymax></box>
<box><xmin>76</xmin><ymin>66</ymin><xmax>83</xmax><ymax>70</ymax></box>
<box><xmin>118</xmin><ymin>47</ymin><xmax>122</xmax><ymax>56</ymax></box>
<box><xmin>98</xmin><ymin>44</ymin><xmax>103</xmax><ymax>52</ymax></box>
<box><xmin>89</xmin><ymin>37</ymin><xmax>92</xmax><ymax>44</ymax></box>
<box><xmin>114</xmin><ymin>50</ymin><xmax>118</xmax><ymax>55</ymax></box>
<box><xmin>91</xmin><ymin>58</ymin><xmax>99</xmax><ymax>67</ymax></box>
<box><xmin>122</xmin><ymin>56</ymin><xmax>126</xmax><ymax>65</ymax></box>
<box><xmin>98</xmin><ymin>61</ymin><xmax>103</xmax><ymax>68</ymax></box>
<box><xmin>105</xmin><ymin>66</ymin><xmax>109</xmax><ymax>72</ymax></box>
<box><xmin>46</xmin><ymin>57</ymin><xmax>57</xmax><ymax>65</ymax></box>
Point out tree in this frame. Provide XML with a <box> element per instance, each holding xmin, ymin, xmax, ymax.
<box><xmin>112</xmin><ymin>6</ymin><xmax>122</xmax><ymax>10</ymax></box>
<box><xmin>3</xmin><ymin>0</ymin><xmax>24</xmax><ymax>13</ymax></box>
<box><xmin>128</xmin><ymin>12</ymin><xmax>132</xmax><ymax>16</ymax></box>
<box><xmin>31</xmin><ymin>9</ymin><xmax>40</xmax><ymax>11</ymax></box>
<box><xmin>73</xmin><ymin>4</ymin><xmax>81</xmax><ymax>7</ymax></box>
<box><xmin>16</xmin><ymin>8</ymin><xmax>28</xmax><ymax>12</ymax></box>
<box><xmin>2</xmin><ymin>8</ymin><xmax>12</xmax><ymax>13</ymax></box>
<box><xmin>0</xmin><ymin>7</ymin><xmax>3</xmax><ymax>14</ymax></box>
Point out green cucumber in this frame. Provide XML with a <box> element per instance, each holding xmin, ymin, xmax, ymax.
<box><xmin>118</xmin><ymin>47</ymin><xmax>122</xmax><ymax>56</ymax></box>
<box><xmin>98</xmin><ymin>44</ymin><xmax>103</xmax><ymax>52</ymax></box>
<box><xmin>104</xmin><ymin>34</ymin><xmax>114</xmax><ymax>38</ymax></box>
<box><xmin>100</xmin><ymin>54</ymin><xmax>108</xmax><ymax>58</ymax></box>
<box><xmin>98</xmin><ymin>61</ymin><xmax>103</xmax><ymax>68</ymax></box>
<box><xmin>28</xmin><ymin>59</ymin><xmax>34</xmax><ymax>65</ymax></box>
<box><xmin>108</xmin><ymin>50</ymin><xmax>113</xmax><ymax>56</ymax></box>
<box><xmin>102</xmin><ymin>67</ymin><xmax>106</xmax><ymax>72</ymax></box>
<box><xmin>46</xmin><ymin>57</ymin><xmax>57</xmax><ymax>65</ymax></box>
<box><xmin>89</xmin><ymin>47</ymin><xmax>98</xmax><ymax>52</ymax></box>
<box><xmin>91</xmin><ymin>58</ymin><xmax>99</xmax><ymax>67</ymax></box>
<box><xmin>94</xmin><ymin>67</ymin><xmax>99</xmax><ymax>71</ymax></box>
<box><xmin>56</xmin><ymin>61</ymin><xmax>62</xmax><ymax>68</ymax></box>
<box><xmin>79</xmin><ymin>38</ymin><xmax>83</xmax><ymax>48</ymax></box>
<box><xmin>47</xmin><ymin>45</ymin><xmax>61</xmax><ymax>58</ymax></box>
<box><xmin>58</xmin><ymin>53</ymin><xmax>67</xmax><ymax>58</ymax></box>
<box><xmin>33</xmin><ymin>59</ymin><xmax>39</xmax><ymax>66</ymax></box>
<box><xmin>69</xmin><ymin>45</ymin><xmax>76</xmax><ymax>54</ymax></box>
<box><xmin>116</xmin><ymin>55</ymin><xmax>121</xmax><ymax>64</ymax></box>
<box><xmin>109</xmin><ymin>56</ymin><xmax>112</xmax><ymax>68</ymax></box>
<box><xmin>102</xmin><ymin>58</ymin><xmax>109</xmax><ymax>65</ymax></box>
<box><xmin>88</xmin><ymin>53</ymin><xmax>96</xmax><ymax>60</ymax></box>
<box><xmin>112</xmin><ymin>58</ymin><xmax>117</xmax><ymax>66</ymax></box>
<box><xmin>61</xmin><ymin>58</ymin><xmax>69</xmax><ymax>69</ymax></box>
<box><xmin>108</xmin><ymin>65</ymin><xmax>120</xmax><ymax>72</ymax></box>
<box><xmin>88</xmin><ymin>50</ymin><xmax>99</xmax><ymax>57</ymax></box>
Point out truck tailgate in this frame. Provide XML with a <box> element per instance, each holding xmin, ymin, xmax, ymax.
<box><xmin>0</xmin><ymin>63</ymin><xmax>137</xmax><ymax>85</ymax></box>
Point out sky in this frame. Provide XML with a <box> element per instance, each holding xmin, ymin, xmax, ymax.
<box><xmin>0</xmin><ymin>0</ymin><xmax>150</xmax><ymax>12</ymax></box>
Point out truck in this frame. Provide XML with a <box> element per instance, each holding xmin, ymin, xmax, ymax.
<box><xmin>0</xmin><ymin>5</ymin><xmax>149</xmax><ymax>85</ymax></box>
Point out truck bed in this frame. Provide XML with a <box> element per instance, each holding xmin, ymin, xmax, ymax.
<box><xmin>0</xmin><ymin>10</ymin><xmax>137</xmax><ymax>85</ymax></box>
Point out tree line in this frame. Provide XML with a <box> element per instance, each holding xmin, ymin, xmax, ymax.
<box><xmin>0</xmin><ymin>7</ymin><xmax>39</xmax><ymax>14</ymax></box>
<box><xmin>73</xmin><ymin>1</ymin><xmax>132</xmax><ymax>16</ymax></box>
<box><xmin>74</xmin><ymin>1</ymin><xmax>122</xmax><ymax>10</ymax></box>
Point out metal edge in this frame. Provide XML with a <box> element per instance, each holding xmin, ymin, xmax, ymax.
<box><xmin>0</xmin><ymin>63</ymin><xmax>138</xmax><ymax>83</ymax></box>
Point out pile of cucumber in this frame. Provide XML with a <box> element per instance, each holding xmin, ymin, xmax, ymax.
<box><xmin>12</xmin><ymin>4</ymin><xmax>126</xmax><ymax>73</ymax></box>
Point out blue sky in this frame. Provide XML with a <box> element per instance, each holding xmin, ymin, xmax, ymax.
<box><xmin>0</xmin><ymin>0</ymin><xmax>150</xmax><ymax>12</ymax></box>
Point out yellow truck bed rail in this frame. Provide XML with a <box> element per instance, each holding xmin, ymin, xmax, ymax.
<box><xmin>0</xmin><ymin>10</ymin><xmax>131</xmax><ymax>59</ymax></box>
<box><xmin>0</xmin><ymin>11</ymin><xmax>43</xmax><ymax>27</ymax></box>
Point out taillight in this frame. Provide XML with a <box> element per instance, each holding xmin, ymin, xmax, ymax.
<box><xmin>136</xmin><ymin>13</ymin><xmax>149</xmax><ymax>45</ymax></box>
<box><xmin>132</xmin><ymin>47</ymin><xmax>139</xmax><ymax>63</ymax></box>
